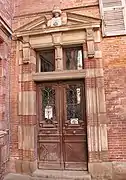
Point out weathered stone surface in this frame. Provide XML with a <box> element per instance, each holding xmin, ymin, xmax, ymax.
<box><xmin>18</xmin><ymin>91</ymin><xmax>36</xmax><ymax>115</ymax></box>
<box><xmin>112</xmin><ymin>162</ymin><xmax>126</xmax><ymax>180</ymax></box>
<box><xmin>33</xmin><ymin>169</ymin><xmax>91</xmax><ymax>180</ymax></box>
<box><xmin>15</xmin><ymin>160</ymin><xmax>37</xmax><ymax>174</ymax></box>
<box><xmin>4</xmin><ymin>173</ymin><xmax>31</xmax><ymax>180</ymax></box>
<box><xmin>88</xmin><ymin>162</ymin><xmax>112</xmax><ymax>180</ymax></box>
<box><xmin>4</xmin><ymin>170</ymin><xmax>91</xmax><ymax>180</ymax></box>
<box><xmin>18</xmin><ymin>126</ymin><xmax>35</xmax><ymax>150</ymax></box>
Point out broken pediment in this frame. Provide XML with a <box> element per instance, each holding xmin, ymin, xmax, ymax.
<box><xmin>67</xmin><ymin>12</ymin><xmax>101</xmax><ymax>26</ymax></box>
<box><xmin>14</xmin><ymin>16</ymin><xmax>47</xmax><ymax>32</ymax></box>
<box><xmin>14</xmin><ymin>11</ymin><xmax>101</xmax><ymax>36</ymax></box>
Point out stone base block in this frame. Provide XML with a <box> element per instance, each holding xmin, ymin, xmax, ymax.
<box><xmin>4</xmin><ymin>173</ymin><xmax>31</xmax><ymax>180</ymax></box>
<box><xmin>88</xmin><ymin>162</ymin><xmax>112</xmax><ymax>180</ymax></box>
<box><xmin>7</xmin><ymin>158</ymin><xmax>16</xmax><ymax>173</ymax></box>
<box><xmin>112</xmin><ymin>162</ymin><xmax>126</xmax><ymax>180</ymax></box>
<box><xmin>15</xmin><ymin>160</ymin><xmax>37</xmax><ymax>175</ymax></box>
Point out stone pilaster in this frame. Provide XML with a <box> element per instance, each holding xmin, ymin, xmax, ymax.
<box><xmin>55</xmin><ymin>45</ymin><xmax>63</xmax><ymax>70</ymax></box>
<box><xmin>16</xmin><ymin>41</ymin><xmax>37</xmax><ymax>174</ymax></box>
<box><xmin>52</xmin><ymin>32</ymin><xmax>63</xmax><ymax>71</ymax></box>
<box><xmin>84</xmin><ymin>29</ymin><xmax>108</xmax><ymax>165</ymax></box>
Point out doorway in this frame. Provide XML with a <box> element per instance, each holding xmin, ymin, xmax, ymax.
<box><xmin>37</xmin><ymin>80</ymin><xmax>88</xmax><ymax>170</ymax></box>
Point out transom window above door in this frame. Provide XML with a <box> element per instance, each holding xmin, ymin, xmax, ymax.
<box><xmin>38</xmin><ymin>49</ymin><xmax>55</xmax><ymax>72</ymax></box>
<box><xmin>63</xmin><ymin>46</ymin><xmax>84</xmax><ymax>70</ymax></box>
<box><xmin>37</xmin><ymin>45</ymin><xmax>84</xmax><ymax>72</ymax></box>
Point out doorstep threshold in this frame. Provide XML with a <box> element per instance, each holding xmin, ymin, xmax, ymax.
<box><xmin>33</xmin><ymin>169</ymin><xmax>91</xmax><ymax>179</ymax></box>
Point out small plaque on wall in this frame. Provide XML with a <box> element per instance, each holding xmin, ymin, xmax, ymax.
<box><xmin>70</xmin><ymin>118</ymin><xmax>78</xmax><ymax>125</ymax></box>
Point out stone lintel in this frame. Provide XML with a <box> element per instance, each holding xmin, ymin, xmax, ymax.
<box><xmin>32</xmin><ymin>69</ymin><xmax>104</xmax><ymax>82</ymax></box>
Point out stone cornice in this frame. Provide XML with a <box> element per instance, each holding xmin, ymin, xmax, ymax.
<box><xmin>14</xmin><ymin>24</ymin><xmax>100</xmax><ymax>37</ymax></box>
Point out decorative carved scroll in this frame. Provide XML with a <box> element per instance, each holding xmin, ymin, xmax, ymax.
<box><xmin>86</xmin><ymin>28</ymin><xmax>95</xmax><ymax>58</ymax></box>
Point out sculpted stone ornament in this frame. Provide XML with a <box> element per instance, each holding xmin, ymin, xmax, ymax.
<box><xmin>47</xmin><ymin>6</ymin><xmax>67</xmax><ymax>27</ymax></box>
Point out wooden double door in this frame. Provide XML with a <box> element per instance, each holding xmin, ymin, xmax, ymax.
<box><xmin>37</xmin><ymin>80</ymin><xmax>88</xmax><ymax>170</ymax></box>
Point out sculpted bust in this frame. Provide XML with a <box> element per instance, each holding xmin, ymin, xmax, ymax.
<box><xmin>47</xmin><ymin>6</ymin><xmax>67</xmax><ymax>27</ymax></box>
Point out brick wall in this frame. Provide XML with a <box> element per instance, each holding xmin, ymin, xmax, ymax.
<box><xmin>0</xmin><ymin>0</ymin><xmax>13</xmax><ymax>177</ymax></box>
<box><xmin>0</xmin><ymin>36</ymin><xmax>11</xmax><ymax>179</ymax></box>
<box><xmin>0</xmin><ymin>0</ymin><xmax>13</xmax><ymax>27</ymax></box>
<box><xmin>103</xmin><ymin>37</ymin><xmax>126</xmax><ymax>161</ymax></box>
<box><xmin>8</xmin><ymin>40</ymin><xmax>19</xmax><ymax>173</ymax></box>
<box><xmin>0</xmin><ymin>131</ymin><xmax>9</xmax><ymax>180</ymax></box>
<box><xmin>14</xmin><ymin>0</ymin><xmax>98</xmax><ymax>16</ymax></box>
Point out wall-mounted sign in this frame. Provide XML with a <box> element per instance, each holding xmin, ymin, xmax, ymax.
<box><xmin>45</xmin><ymin>106</ymin><xmax>53</xmax><ymax>119</ymax></box>
<box><xmin>70</xmin><ymin>118</ymin><xmax>78</xmax><ymax>124</ymax></box>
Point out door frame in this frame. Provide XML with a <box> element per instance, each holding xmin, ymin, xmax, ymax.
<box><xmin>37</xmin><ymin>80</ymin><xmax>88</xmax><ymax>170</ymax></box>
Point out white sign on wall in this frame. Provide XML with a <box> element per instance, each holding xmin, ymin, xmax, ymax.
<box><xmin>45</xmin><ymin>106</ymin><xmax>53</xmax><ymax>119</ymax></box>
<box><xmin>70</xmin><ymin>118</ymin><xmax>79</xmax><ymax>124</ymax></box>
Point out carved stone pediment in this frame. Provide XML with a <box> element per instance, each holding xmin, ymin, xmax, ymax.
<box><xmin>14</xmin><ymin>16</ymin><xmax>47</xmax><ymax>32</ymax></box>
<box><xmin>67</xmin><ymin>12</ymin><xmax>101</xmax><ymax>26</ymax></box>
<box><xmin>14</xmin><ymin>11</ymin><xmax>101</xmax><ymax>37</ymax></box>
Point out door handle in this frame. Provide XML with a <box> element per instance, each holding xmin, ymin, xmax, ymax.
<box><xmin>73</xmin><ymin>130</ymin><xmax>76</xmax><ymax>134</ymax></box>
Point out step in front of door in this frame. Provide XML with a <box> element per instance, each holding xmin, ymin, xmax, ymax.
<box><xmin>4</xmin><ymin>170</ymin><xmax>91</xmax><ymax>180</ymax></box>
<box><xmin>32</xmin><ymin>169</ymin><xmax>91</xmax><ymax>180</ymax></box>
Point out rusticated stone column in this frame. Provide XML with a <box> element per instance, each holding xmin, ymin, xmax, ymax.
<box><xmin>15</xmin><ymin>37</ymin><xmax>37</xmax><ymax>174</ymax></box>
<box><xmin>84</xmin><ymin>29</ymin><xmax>111</xmax><ymax>179</ymax></box>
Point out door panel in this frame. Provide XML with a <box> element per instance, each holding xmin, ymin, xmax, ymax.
<box><xmin>38</xmin><ymin>83</ymin><xmax>63</xmax><ymax>169</ymax></box>
<box><xmin>62</xmin><ymin>81</ymin><xmax>87</xmax><ymax>170</ymax></box>
<box><xmin>38</xmin><ymin>81</ymin><xmax>87</xmax><ymax>170</ymax></box>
